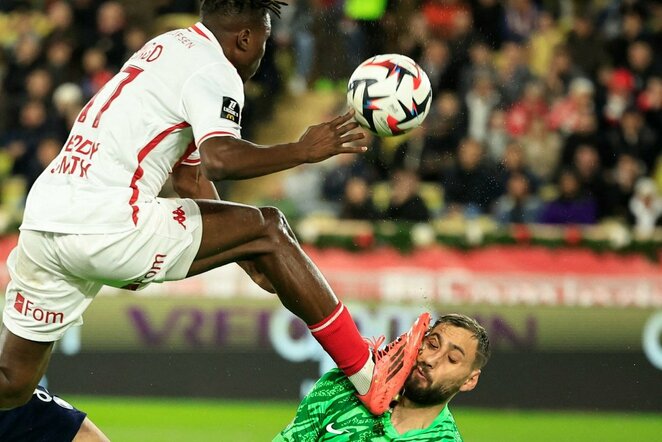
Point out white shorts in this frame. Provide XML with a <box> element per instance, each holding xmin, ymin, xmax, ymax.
<box><xmin>3</xmin><ymin>198</ymin><xmax>203</xmax><ymax>342</ymax></box>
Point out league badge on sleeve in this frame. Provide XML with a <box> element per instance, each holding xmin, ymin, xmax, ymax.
<box><xmin>221</xmin><ymin>97</ymin><xmax>241</xmax><ymax>124</ymax></box>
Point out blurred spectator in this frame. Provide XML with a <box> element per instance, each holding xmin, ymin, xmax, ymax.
<box><xmin>505</xmin><ymin>80</ymin><xmax>548</xmax><ymax>137</ymax></box>
<box><xmin>420</xmin><ymin>93</ymin><xmax>466</xmax><ymax>180</ymax></box>
<box><xmin>607</xmin><ymin>8</ymin><xmax>648</xmax><ymax>69</ymax></box>
<box><xmin>45</xmin><ymin>1</ymin><xmax>79</xmax><ymax>49</ymax></box>
<box><xmin>354</xmin><ymin>131</ymin><xmax>389</xmax><ymax>181</ymax></box>
<box><xmin>419</xmin><ymin>38</ymin><xmax>458</xmax><ymax>95</ymax></box>
<box><xmin>483</xmin><ymin>109</ymin><xmax>508</xmax><ymax>164</ymax></box>
<box><xmin>446</xmin><ymin>7</ymin><xmax>478</xmax><ymax>70</ymax></box>
<box><xmin>313</xmin><ymin>2</ymin><xmax>346</xmax><ymax>82</ymax></box>
<box><xmin>653</xmin><ymin>0</ymin><xmax>662</xmax><ymax>56</ymax></box>
<box><xmin>339</xmin><ymin>176</ymin><xmax>380</xmax><ymax>220</ymax></box>
<box><xmin>0</xmin><ymin>4</ymin><xmax>49</xmax><ymax>48</ymax></box>
<box><xmin>594</xmin><ymin>0</ymin><xmax>632</xmax><ymax>40</ymax></box>
<box><xmin>343</xmin><ymin>0</ymin><xmax>389</xmax><ymax>64</ymax></box>
<box><xmin>629</xmin><ymin>177</ymin><xmax>662</xmax><ymax>237</ymax></box>
<box><xmin>24</xmin><ymin>68</ymin><xmax>54</xmax><ymax>104</ymax></box>
<box><xmin>458</xmin><ymin>39</ymin><xmax>495</xmax><ymax>96</ymax></box>
<box><xmin>602</xmin><ymin>68</ymin><xmax>635</xmax><ymax>126</ymax></box>
<box><xmin>273</xmin><ymin>0</ymin><xmax>315</xmax><ymax>95</ymax></box>
<box><xmin>322</xmin><ymin>154</ymin><xmax>371</xmax><ymax>204</ymax></box>
<box><xmin>386</xmin><ymin>128</ymin><xmax>428</xmax><ymax>181</ymax></box>
<box><xmin>465</xmin><ymin>72</ymin><xmax>500</xmax><ymax>143</ymax></box>
<box><xmin>123</xmin><ymin>26</ymin><xmax>149</xmax><ymax>61</ymax></box>
<box><xmin>94</xmin><ymin>1</ymin><xmax>127</xmax><ymax>70</ymax></box>
<box><xmin>71</xmin><ymin>0</ymin><xmax>101</xmax><ymax>48</ymax></box>
<box><xmin>493</xmin><ymin>172</ymin><xmax>541</xmax><ymax>224</ymax></box>
<box><xmin>4</xmin><ymin>100</ymin><xmax>53</xmax><ymax>180</ymax></box>
<box><xmin>283</xmin><ymin>162</ymin><xmax>335</xmax><ymax>217</ymax></box>
<box><xmin>559</xmin><ymin>110</ymin><xmax>603</xmax><ymax>170</ymax></box>
<box><xmin>52</xmin><ymin>82</ymin><xmax>84</xmax><ymax>130</ymax></box>
<box><xmin>3</xmin><ymin>34</ymin><xmax>42</xmax><ymax>118</ymax></box>
<box><xmin>397</xmin><ymin>10</ymin><xmax>430</xmax><ymax>60</ymax></box>
<box><xmin>495</xmin><ymin>141</ymin><xmax>539</xmax><ymax>195</ymax></box>
<box><xmin>469</xmin><ymin>0</ymin><xmax>504</xmax><ymax>50</ymax></box>
<box><xmin>442</xmin><ymin>138</ymin><xmax>498</xmax><ymax>216</ymax></box>
<box><xmin>548</xmin><ymin>77</ymin><xmax>595</xmax><ymax>135</ymax></box>
<box><xmin>566</xmin><ymin>13</ymin><xmax>608</xmax><ymax>78</ymax></box>
<box><xmin>572</xmin><ymin>144</ymin><xmax>611</xmax><ymax>219</ymax></box>
<box><xmin>383</xmin><ymin>169</ymin><xmax>430</xmax><ymax>222</ymax></box>
<box><xmin>528</xmin><ymin>10</ymin><xmax>564</xmax><ymax>78</ymax></box>
<box><xmin>502</xmin><ymin>0</ymin><xmax>538</xmax><ymax>43</ymax></box>
<box><xmin>519</xmin><ymin>117</ymin><xmax>561</xmax><ymax>182</ymax></box>
<box><xmin>80</xmin><ymin>47</ymin><xmax>113</xmax><ymax>99</ymax></box>
<box><xmin>494</xmin><ymin>40</ymin><xmax>532</xmax><ymax>107</ymax></box>
<box><xmin>27</xmin><ymin>136</ymin><xmax>62</xmax><ymax>189</ymax></box>
<box><xmin>544</xmin><ymin>44</ymin><xmax>583</xmax><ymax>99</ymax></box>
<box><xmin>538</xmin><ymin>168</ymin><xmax>597</xmax><ymax>225</ymax></box>
<box><xmin>44</xmin><ymin>38</ymin><xmax>80</xmax><ymax>86</ymax></box>
<box><xmin>626</xmin><ymin>40</ymin><xmax>662</xmax><ymax>95</ymax></box>
<box><xmin>605</xmin><ymin>106</ymin><xmax>658</xmax><ymax>172</ymax></box>
<box><xmin>255</xmin><ymin>180</ymin><xmax>300</xmax><ymax>220</ymax></box>
<box><xmin>357</xmin><ymin>131</ymin><xmax>425</xmax><ymax>183</ymax></box>
<box><xmin>603</xmin><ymin>153</ymin><xmax>644</xmax><ymax>222</ymax></box>
<box><xmin>637</xmin><ymin>76</ymin><xmax>662</xmax><ymax>136</ymax></box>
<box><xmin>421</xmin><ymin>0</ymin><xmax>470</xmax><ymax>40</ymax></box>
<box><xmin>242</xmin><ymin>37</ymin><xmax>281</xmax><ymax>137</ymax></box>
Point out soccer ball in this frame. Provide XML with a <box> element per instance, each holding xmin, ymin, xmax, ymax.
<box><xmin>347</xmin><ymin>54</ymin><xmax>432</xmax><ymax>137</ymax></box>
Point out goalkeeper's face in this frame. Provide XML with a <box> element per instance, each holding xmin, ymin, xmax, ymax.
<box><xmin>403</xmin><ymin>324</ymin><xmax>482</xmax><ymax>406</ymax></box>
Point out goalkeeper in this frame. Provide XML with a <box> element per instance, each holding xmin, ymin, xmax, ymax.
<box><xmin>275</xmin><ymin>314</ymin><xmax>490</xmax><ymax>441</ymax></box>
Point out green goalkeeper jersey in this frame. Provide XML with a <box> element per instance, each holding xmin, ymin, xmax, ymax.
<box><xmin>274</xmin><ymin>369</ymin><xmax>463</xmax><ymax>442</ymax></box>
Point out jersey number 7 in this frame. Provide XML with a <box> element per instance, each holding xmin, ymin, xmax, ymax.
<box><xmin>77</xmin><ymin>65</ymin><xmax>144</xmax><ymax>128</ymax></box>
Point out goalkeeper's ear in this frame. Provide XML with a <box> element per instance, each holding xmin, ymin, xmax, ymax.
<box><xmin>459</xmin><ymin>369</ymin><xmax>481</xmax><ymax>393</ymax></box>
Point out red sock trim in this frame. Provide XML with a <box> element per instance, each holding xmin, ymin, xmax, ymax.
<box><xmin>309</xmin><ymin>303</ymin><xmax>370</xmax><ymax>377</ymax></box>
<box><xmin>308</xmin><ymin>302</ymin><xmax>344</xmax><ymax>332</ymax></box>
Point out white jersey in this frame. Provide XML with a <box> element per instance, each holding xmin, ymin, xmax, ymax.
<box><xmin>21</xmin><ymin>23</ymin><xmax>243</xmax><ymax>234</ymax></box>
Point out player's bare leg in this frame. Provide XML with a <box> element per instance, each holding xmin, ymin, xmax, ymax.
<box><xmin>0</xmin><ymin>326</ymin><xmax>53</xmax><ymax>409</ymax></box>
<box><xmin>73</xmin><ymin>417</ymin><xmax>110</xmax><ymax>442</ymax></box>
<box><xmin>189</xmin><ymin>202</ymin><xmax>338</xmax><ymax>323</ymax></box>
<box><xmin>188</xmin><ymin>200</ymin><xmax>428</xmax><ymax>414</ymax></box>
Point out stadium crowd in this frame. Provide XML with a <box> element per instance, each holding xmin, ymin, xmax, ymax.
<box><xmin>0</xmin><ymin>0</ymin><xmax>662</xmax><ymax>234</ymax></box>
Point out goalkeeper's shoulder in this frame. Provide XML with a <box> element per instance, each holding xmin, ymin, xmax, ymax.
<box><xmin>309</xmin><ymin>368</ymin><xmax>354</xmax><ymax>396</ymax></box>
<box><xmin>318</xmin><ymin>368</ymin><xmax>347</xmax><ymax>384</ymax></box>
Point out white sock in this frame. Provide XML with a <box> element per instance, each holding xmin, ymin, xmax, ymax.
<box><xmin>348</xmin><ymin>356</ymin><xmax>375</xmax><ymax>395</ymax></box>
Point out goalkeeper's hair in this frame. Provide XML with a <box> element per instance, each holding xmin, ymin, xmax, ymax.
<box><xmin>432</xmin><ymin>314</ymin><xmax>491</xmax><ymax>369</ymax></box>
<box><xmin>201</xmin><ymin>0</ymin><xmax>287</xmax><ymax>19</ymax></box>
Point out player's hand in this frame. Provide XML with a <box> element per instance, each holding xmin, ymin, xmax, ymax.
<box><xmin>298</xmin><ymin>110</ymin><xmax>366</xmax><ymax>163</ymax></box>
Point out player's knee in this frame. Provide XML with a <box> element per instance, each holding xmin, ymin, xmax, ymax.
<box><xmin>259</xmin><ymin>206</ymin><xmax>294</xmax><ymax>244</ymax></box>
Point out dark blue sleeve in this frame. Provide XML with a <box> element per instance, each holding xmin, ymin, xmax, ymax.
<box><xmin>0</xmin><ymin>386</ymin><xmax>87</xmax><ymax>442</ymax></box>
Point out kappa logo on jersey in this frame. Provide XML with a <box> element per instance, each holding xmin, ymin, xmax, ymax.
<box><xmin>172</xmin><ymin>206</ymin><xmax>187</xmax><ymax>229</ymax></box>
<box><xmin>13</xmin><ymin>292</ymin><xmax>64</xmax><ymax>324</ymax></box>
<box><xmin>221</xmin><ymin>97</ymin><xmax>241</xmax><ymax>123</ymax></box>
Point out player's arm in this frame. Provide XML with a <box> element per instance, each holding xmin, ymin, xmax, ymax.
<box><xmin>171</xmin><ymin>164</ymin><xmax>219</xmax><ymax>200</ymax></box>
<box><xmin>199</xmin><ymin>111</ymin><xmax>366</xmax><ymax>181</ymax></box>
<box><xmin>73</xmin><ymin>417</ymin><xmax>110</xmax><ymax>441</ymax></box>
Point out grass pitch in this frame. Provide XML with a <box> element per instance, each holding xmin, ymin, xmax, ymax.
<box><xmin>71</xmin><ymin>396</ymin><xmax>662</xmax><ymax>441</ymax></box>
